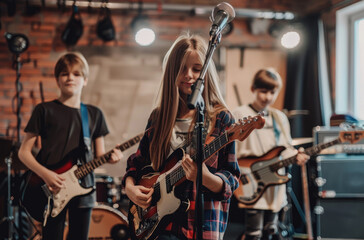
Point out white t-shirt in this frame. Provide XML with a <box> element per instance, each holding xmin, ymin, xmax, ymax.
<box><xmin>170</xmin><ymin>118</ymin><xmax>193</xmax><ymax>156</ymax></box>
<box><xmin>233</xmin><ymin>105</ymin><xmax>297</xmax><ymax>212</ymax></box>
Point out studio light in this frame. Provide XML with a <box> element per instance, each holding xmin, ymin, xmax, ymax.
<box><xmin>280</xmin><ymin>30</ymin><xmax>300</xmax><ymax>49</ymax></box>
<box><xmin>131</xmin><ymin>15</ymin><xmax>155</xmax><ymax>46</ymax></box>
<box><xmin>135</xmin><ymin>28</ymin><xmax>155</xmax><ymax>46</ymax></box>
<box><xmin>4</xmin><ymin>32</ymin><xmax>29</xmax><ymax>54</ymax></box>
<box><xmin>269</xmin><ymin>21</ymin><xmax>303</xmax><ymax>49</ymax></box>
<box><xmin>96</xmin><ymin>2</ymin><xmax>115</xmax><ymax>42</ymax></box>
<box><xmin>62</xmin><ymin>4</ymin><xmax>83</xmax><ymax>46</ymax></box>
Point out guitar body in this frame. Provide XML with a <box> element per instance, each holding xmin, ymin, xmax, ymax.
<box><xmin>234</xmin><ymin>146</ymin><xmax>290</xmax><ymax>205</ymax></box>
<box><xmin>129</xmin><ymin>149</ymin><xmax>190</xmax><ymax>240</ymax></box>
<box><xmin>21</xmin><ymin>161</ymin><xmax>93</xmax><ymax>222</ymax></box>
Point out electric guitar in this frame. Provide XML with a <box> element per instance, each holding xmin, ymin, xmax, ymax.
<box><xmin>21</xmin><ymin>133</ymin><xmax>144</xmax><ymax>224</ymax></box>
<box><xmin>234</xmin><ymin>130</ymin><xmax>364</xmax><ymax>205</ymax></box>
<box><xmin>128</xmin><ymin>114</ymin><xmax>265</xmax><ymax>240</ymax></box>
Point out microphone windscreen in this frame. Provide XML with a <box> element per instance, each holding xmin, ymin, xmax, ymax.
<box><xmin>211</xmin><ymin>2</ymin><xmax>235</xmax><ymax>23</ymax></box>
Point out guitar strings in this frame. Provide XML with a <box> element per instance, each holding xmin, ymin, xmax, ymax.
<box><xmin>241</xmin><ymin>138</ymin><xmax>341</xmax><ymax>183</ymax></box>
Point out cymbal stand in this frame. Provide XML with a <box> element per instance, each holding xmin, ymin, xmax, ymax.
<box><xmin>279</xmin><ymin>166</ymin><xmax>306</xmax><ymax>240</ymax></box>
<box><xmin>1</xmin><ymin>151</ymin><xmax>17</xmax><ymax>240</ymax></box>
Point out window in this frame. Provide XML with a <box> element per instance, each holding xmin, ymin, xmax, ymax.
<box><xmin>353</xmin><ymin>17</ymin><xmax>364</xmax><ymax>120</ymax></box>
<box><xmin>336</xmin><ymin>1</ymin><xmax>364</xmax><ymax>120</ymax></box>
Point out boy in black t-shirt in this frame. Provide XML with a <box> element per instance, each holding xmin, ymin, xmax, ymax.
<box><xmin>18</xmin><ymin>52</ymin><xmax>123</xmax><ymax>240</ymax></box>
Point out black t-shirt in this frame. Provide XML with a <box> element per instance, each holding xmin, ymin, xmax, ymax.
<box><xmin>25</xmin><ymin>99</ymin><xmax>109</xmax><ymax>207</ymax></box>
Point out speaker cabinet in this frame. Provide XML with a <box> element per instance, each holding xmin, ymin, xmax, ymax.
<box><xmin>316</xmin><ymin>154</ymin><xmax>364</xmax><ymax>198</ymax></box>
<box><xmin>315</xmin><ymin>198</ymin><xmax>364</xmax><ymax>239</ymax></box>
<box><xmin>315</xmin><ymin>154</ymin><xmax>364</xmax><ymax>239</ymax></box>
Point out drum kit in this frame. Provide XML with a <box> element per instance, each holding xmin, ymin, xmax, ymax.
<box><xmin>90</xmin><ymin>174</ymin><xmax>130</xmax><ymax>240</ymax></box>
<box><xmin>0</xmin><ymin>137</ymin><xmax>130</xmax><ymax>240</ymax></box>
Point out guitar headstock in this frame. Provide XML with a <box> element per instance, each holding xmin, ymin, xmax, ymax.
<box><xmin>339</xmin><ymin>130</ymin><xmax>364</xmax><ymax>144</ymax></box>
<box><xmin>228</xmin><ymin>114</ymin><xmax>265</xmax><ymax>142</ymax></box>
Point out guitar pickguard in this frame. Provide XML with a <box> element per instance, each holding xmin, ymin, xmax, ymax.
<box><xmin>238</xmin><ymin>157</ymin><xmax>289</xmax><ymax>204</ymax></box>
<box><xmin>49</xmin><ymin>165</ymin><xmax>93</xmax><ymax>217</ymax></box>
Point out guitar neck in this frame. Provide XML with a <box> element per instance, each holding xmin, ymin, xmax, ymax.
<box><xmin>271</xmin><ymin>138</ymin><xmax>341</xmax><ymax>171</ymax></box>
<box><xmin>166</xmin><ymin>132</ymin><xmax>230</xmax><ymax>187</ymax></box>
<box><xmin>75</xmin><ymin>133</ymin><xmax>143</xmax><ymax>179</ymax></box>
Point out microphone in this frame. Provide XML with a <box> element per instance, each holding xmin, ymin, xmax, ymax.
<box><xmin>209</xmin><ymin>2</ymin><xmax>235</xmax><ymax>37</ymax></box>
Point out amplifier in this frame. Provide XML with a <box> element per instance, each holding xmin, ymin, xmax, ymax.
<box><xmin>315</xmin><ymin>198</ymin><xmax>364</xmax><ymax>239</ymax></box>
<box><xmin>313</xmin><ymin>126</ymin><xmax>364</xmax><ymax>154</ymax></box>
<box><xmin>316</xmin><ymin>154</ymin><xmax>364</xmax><ymax>198</ymax></box>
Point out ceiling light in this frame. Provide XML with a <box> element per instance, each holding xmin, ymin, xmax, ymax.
<box><xmin>135</xmin><ymin>28</ymin><xmax>155</xmax><ymax>46</ymax></box>
<box><xmin>281</xmin><ymin>31</ymin><xmax>300</xmax><ymax>49</ymax></box>
<box><xmin>61</xmin><ymin>4</ymin><xmax>83</xmax><ymax>46</ymax></box>
<box><xmin>131</xmin><ymin>15</ymin><xmax>155</xmax><ymax>46</ymax></box>
<box><xmin>96</xmin><ymin>4</ymin><xmax>116</xmax><ymax>41</ymax></box>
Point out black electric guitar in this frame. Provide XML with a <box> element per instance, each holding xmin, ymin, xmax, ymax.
<box><xmin>234</xmin><ymin>130</ymin><xmax>364</xmax><ymax>205</ymax></box>
<box><xmin>21</xmin><ymin>133</ymin><xmax>144</xmax><ymax>224</ymax></box>
<box><xmin>128</xmin><ymin>114</ymin><xmax>265</xmax><ymax>240</ymax></box>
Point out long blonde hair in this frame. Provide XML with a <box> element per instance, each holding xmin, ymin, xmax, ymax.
<box><xmin>149</xmin><ymin>33</ymin><xmax>228</xmax><ymax>170</ymax></box>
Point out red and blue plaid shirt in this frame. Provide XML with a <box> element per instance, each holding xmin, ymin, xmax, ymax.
<box><xmin>122</xmin><ymin>110</ymin><xmax>240</xmax><ymax>240</ymax></box>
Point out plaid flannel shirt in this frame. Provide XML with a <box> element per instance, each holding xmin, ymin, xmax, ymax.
<box><xmin>122</xmin><ymin>110</ymin><xmax>240</xmax><ymax>240</ymax></box>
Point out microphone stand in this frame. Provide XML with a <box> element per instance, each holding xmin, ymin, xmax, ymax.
<box><xmin>3</xmin><ymin>53</ymin><xmax>29</xmax><ymax>240</ymax></box>
<box><xmin>187</xmin><ymin>33</ymin><xmax>221</xmax><ymax>240</ymax></box>
<box><xmin>14</xmin><ymin>54</ymin><xmax>26</xmax><ymax>142</ymax></box>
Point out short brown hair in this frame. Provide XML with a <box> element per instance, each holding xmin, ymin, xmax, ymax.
<box><xmin>54</xmin><ymin>52</ymin><xmax>89</xmax><ymax>79</ymax></box>
<box><xmin>251</xmin><ymin>68</ymin><xmax>282</xmax><ymax>91</ymax></box>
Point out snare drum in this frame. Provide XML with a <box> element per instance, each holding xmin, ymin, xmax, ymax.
<box><xmin>95</xmin><ymin>175</ymin><xmax>120</xmax><ymax>204</ymax></box>
<box><xmin>89</xmin><ymin>204</ymin><xmax>130</xmax><ymax>240</ymax></box>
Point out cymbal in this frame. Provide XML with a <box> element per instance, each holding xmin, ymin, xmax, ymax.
<box><xmin>292</xmin><ymin>137</ymin><xmax>313</xmax><ymax>146</ymax></box>
<box><xmin>0</xmin><ymin>137</ymin><xmax>29</xmax><ymax>171</ymax></box>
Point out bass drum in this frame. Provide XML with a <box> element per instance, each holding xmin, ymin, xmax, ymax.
<box><xmin>89</xmin><ymin>204</ymin><xmax>130</xmax><ymax>240</ymax></box>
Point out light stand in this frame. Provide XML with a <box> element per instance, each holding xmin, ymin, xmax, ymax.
<box><xmin>3</xmin><ymin>32</ymin><xmax>29</xmax><ymax>240</ymax></box>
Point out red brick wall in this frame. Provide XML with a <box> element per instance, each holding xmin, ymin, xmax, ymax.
<box><xmin>0</xmin><ymin>6</ymin><xmax>263</xmax><ymax>139</ymax></box>
<box><xmin>0</xmin><ymin>0</ymin><xmax>357</xmax><ymax>139</ymax></box>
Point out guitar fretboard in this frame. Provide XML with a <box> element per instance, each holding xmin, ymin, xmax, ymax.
<box><xmin>74</xmin><ymin>133</ymin><xmax>143</xmax><ymax>179</ymax></box>
<box><xmin>269</xmin><ymin>138</ymin><xmax>341</xmax><ymax>172</ymax></box>
<box><xmin>159</xmin><ymin>131</ymin><xmax>230</xmax><ymax>192</ymax></box>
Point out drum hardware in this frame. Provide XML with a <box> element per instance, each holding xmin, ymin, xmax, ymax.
<box><xmin>1</xmin><ymin>150</ymin><xmax>16</xmax><ymax>240</ymax></box>
<box><xmin>96</xmin><ymin>175</ymin><xmax>121</xmax><ymax>204</ymax></box>
<box><xmin>88</xmin><ymin>204</ymin><xmax>129</xmax><ymax>240</ymax></box>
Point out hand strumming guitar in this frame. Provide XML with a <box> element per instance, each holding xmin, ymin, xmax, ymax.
<box><xmin>36</xmin><ymin>168</ymin><xmax>65</xmax><ymax>193</ymax></box>
<box><xmin>125</xmin><ymin>176</ymin><xmax>154</xmax><ymax>209</ymax></box>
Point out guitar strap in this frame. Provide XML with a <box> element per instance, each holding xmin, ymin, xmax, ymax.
<box><xmin>270</xmin><ymin>108</ymin><xmax>291</xmax><ymax>145</ymax></box>
<box><xmin>80</xmin><ymin>102</ymin><xmax>91</xmax><ymax>154</ymax></box>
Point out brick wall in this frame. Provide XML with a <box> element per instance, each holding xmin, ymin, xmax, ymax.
<box><xmin>0</xmin><ymin>0</ymin><xmax>355</xmax><ymax>140</ymax></box>
<box><xmin>0</xmin><ymin>5</ymin><xmax>262</xmax><ymax>140</ymax></box>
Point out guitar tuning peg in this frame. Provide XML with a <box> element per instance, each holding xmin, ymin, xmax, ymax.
<box><xmin>258</xmin><ymin>111</ymin><xmax>267</xmax><ymax>117</ymax></box>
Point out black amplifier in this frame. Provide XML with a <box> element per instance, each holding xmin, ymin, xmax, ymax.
<box><xmin>313</xmin><ymin>126</ymin><xmax>364</xmax><ymax>154</ymax></box>
<box><xmin>316</xmin><ymin>154</ymin><xmax>364</xmax><ymax>198</ymax></box>
<box><xmin>315</xmin><ymin>198</ymin><xmax>364</xmax><ymax>239</ymax></box>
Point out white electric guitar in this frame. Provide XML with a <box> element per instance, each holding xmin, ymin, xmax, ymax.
<box><xmin>21</xmin><ymin>133</ymin><xmax>143</xmax><ymax>224</ymax></box>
